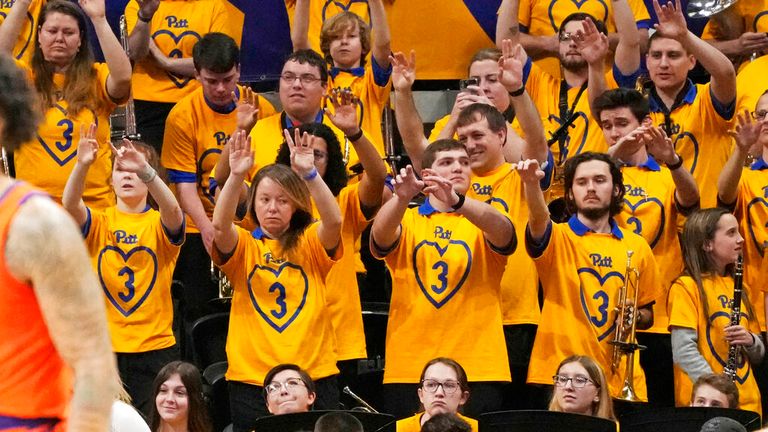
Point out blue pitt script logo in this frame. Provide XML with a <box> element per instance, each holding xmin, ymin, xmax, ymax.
<box><xmin>625</xmin><ymin>185</ymin><xmax>647</xmax><ymax>197</ymax></box>
<box><xmin>115</xmin><ymin>230</ymin><xmax>138</xmax><ymax>245</ymax></box>
<box><xmin>471</xmin><ymin>183</ymin><xmax>493</xmax><ymax>196</ymax></box>
<box><xmin>590</xmin><ymin>253</ymin><xmax>612</xmax><ymax>268</ymax></box>
<box><xmin>433</xmin><ymin>226</ymin><xmax>452</xmax><ymax>240</ymax></box>
<box><xmin>213</xmin><ymin>131</ymin><xmax>230</xmax><ymax>147</ymax></box>
<box><xmin>164</xmin><ymin>16</ymin><xmax>189</xmax><ymax>28</ymax></box>
<box><xmin>264</xmin><ymin>252</ymin><xmax>287</xmax><ymax>265</ymax></box>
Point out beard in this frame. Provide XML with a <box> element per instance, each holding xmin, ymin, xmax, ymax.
<box><xmin>579</xmin><ymin>202</ymin><xmax>611</xmax><ymax>221</ymax></box>
<box><xmin>561</xmin><ymin>56</ymin><xmax>587</xmax><ymax>73</ymax></box>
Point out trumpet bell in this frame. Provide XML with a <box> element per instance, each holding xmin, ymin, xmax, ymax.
<box><xmin>686</xmin><ymin>0</ymin><xmax>738</xmax><ymax>19</ymax></box>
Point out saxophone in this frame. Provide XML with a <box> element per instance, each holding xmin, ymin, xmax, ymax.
<box><xmin>723</xmin><ymin>255</ymin><xmax>744</xmax><ymax>381</ymax></box>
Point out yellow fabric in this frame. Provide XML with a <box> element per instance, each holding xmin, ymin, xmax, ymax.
<box><xmin>13</xmin><ymin>61</ymin><xmax>116</xmax><ymax>209</ymax></box>
<box><xmin>326</xmin><ymin>64</ymin><xmax>391</xmax><ymax>159</ymax></box>
<box><xmin>616</xmin><ymin>164</ymin><xmax>685</xmax><ymax>334</ymax></box>
<box><xmin>733</xmin><ymin>167</ymin><xmax>768</xmax><ymax>331</ymax></box>
<box><xmin>467</xmin><ymin>162</ymin><xmax>540</xmax><ymax>325</ymax></box>
<box><xmin>160</xmin><ymin>85</ymin><xmax>275</xmax><ymax>232</ymax></box>
<box><xmin>528</xmin><ymin>221</ymin><xmax>663</xmax><ymax>400</ymax></box>
<box><xmin>516</xmin><ymin>0</ymin><xmax>651</xmax><ymax>78</ymax></box>
<box><xmin>648</xmin><ymin>83</ymin><xmax>734</xmax><ymax>209</ymax></box>
<box><xmin>735</xmin><ymin>56</ymin><xmax>768</xmax><ymax>118</ymax></box>
<box><xmin>0</xmin><ymin>0</ymin><xmax>44</xmax><ymax>64</ymax></box>
<box><xmin>396</xmin><ymin>412</ymin><xmax>479</xmax><ymax>432</ymax></box>
<box><xmin>701</xmin><ymin>1</ymin><xmax>768</xmax><ymax>40</ymax></box>
<box><xmin>84</xmin><ymin>206</ymin><xmax>182</xmax><ymax>353</ymax></box>
<box><xmin>667</xmin><ymin>275</ymin><xmax>762</xmax><ymax>415</ymax></box>
<box><xmin>323</xmin><ymin>183</ymin><xmax>369</xmax><ymax>361</ymax></box>
<box><xmin>285</xmin><ymin>0</ymin><xmax>373</xmax><ymax>56</ymax></box>
<box><xmin>215</xmin><ymin>224</ymin><xmax>340</xmax><ymax>385</ymax></box>
<box><xmin>246</xmin><ymin>111</ymin><xmax>366</xmax><ymax>177</ymax></box>
<box><xmin>124</xmin><ymin>0</ymin><xmax>243</xmax><ymax>103</ymax></box>
<box><xmin>375</xmin><ymin>206</ymin><xmax>511</xmax><ymax>383</ymax></box>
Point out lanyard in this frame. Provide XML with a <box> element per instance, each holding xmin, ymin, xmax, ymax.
<box><xmin>548</xmin><ymin>80</ymin><xmax>588</xmax><ymax>165</ymax></box>
<box><xmin>650</xmin><ymin>80</ymin><xmax>691</xmax><ymax>137</ymax></box>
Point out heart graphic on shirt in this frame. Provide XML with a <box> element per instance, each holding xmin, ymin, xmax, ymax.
<box><xmin>247</xmin><ymin>262</ymin><xmax>309</xmax><ymax>333</ymax></box>
<box><xmin>621</xmin><ymin>197</ymin><xmax>666</xmax><ymax>249</ymax></box>
<box><xmin>706</xmin><ymin>310</ymin><xmax>751</xmax><ymax>384</ymax></box>
<box><xmin>755</xmin><ymin>11</ymin><xmax>768</xmax><ymax>32</ymax></box>
<box><xmin>413</xmin><ymin>240</ymin><xmax>472</xmax><ymax>309</ymax></box>
<box><xmin>321</xmin><ymin>0</ymin><xmax>371</xmax><ymax>24</ymax></box>
<box><xmin>197</xmin><ymin>147</ymin><xmax>223</xmax><ymax>205</ymax></box>
<box><xmin>547</xmin><ymin>0</ymin><xmax>610</xmax><ymax>32</ymax></box>
<box><xmin>98</xmin><ymin>246</ymin><xmax>158</xmax><ymax>317</ymax></box>
<box><xmin>746</xmin><ymin>197</ymin><xmax>768</xmax><ymax>258</ymax></box>
<box><xmin>548</xmin><ymin>110</ymin><xmax>590</xmax><ymax>164</ymax></box>
<box><xmin>0</xmin><ymin>10</ymin><xmax>34</xmax><ymax>60</ymax></box>
<box><xmin>151</xmin><ymin>30</ymin><xmax>201</xmax><ymax>88</ymax></box>
<box><xmin>577</xmin><ymin>267</ymin><xmax>624</xmax><ymax>342</ymax></box>
<box><xmin>672</xmin><ymin>131</ymin><xmax>699</xmax><ymax>175</ymax></box>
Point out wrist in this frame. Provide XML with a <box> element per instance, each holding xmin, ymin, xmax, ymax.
<box><xmin>138</xmin><ymin>165</ymin><xmax>157</xmax><ymax>183</ymax></box>
<box><xmin>302</xmin><ymin>167</ymin><xmax>319</xmax><ymax>181</ymax></box>
<box><xmin>508</xmin><ymin>86</ymin><xmax>525</xmax><ymax>97</ymax></box>
<box><xmin>451</xmin><ymin>192</ymin><xmax>466</xmax><ymax>212</ymax></box>
<box><xmin>345</xmin><ymin>129</ymin><xmax>363</xmax><ymax>142</ymax></box>
<box><xmin>666</xmin><ymin>153</ymin><xmax>684</xmax><ymax>170</ymax></box>
<box><xmin>137</xmin><ymin>11</ymin><xmax>153</xmax><ymax>23</ymax></box>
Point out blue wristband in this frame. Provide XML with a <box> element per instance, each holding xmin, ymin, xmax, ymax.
<box><xmin>303</xmin><ymin>167</ymin><xmax>318</xmax><ymax>181</ymax></box>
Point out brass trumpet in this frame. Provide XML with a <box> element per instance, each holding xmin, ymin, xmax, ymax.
<box><xmin>609</xmin><ymin>250</ymin><xmax>646</xmax><ymax>402</ymax></box>
<box><xmin>342</xmin><ymin>386</ymin><xmax>378</xmax><ymax>413</ymax></box>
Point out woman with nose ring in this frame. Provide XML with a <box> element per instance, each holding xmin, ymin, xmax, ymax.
<box><xmin>668</xmin><ymin>208</ymin><xmax>764</xmax><ymax>414</ymax></box>
<box><xmin>396</xmin><ymin>358</ymin><xmax>478</xmax><ymax>432</ymax></box>
<box><xmin>548</xmin><ymin>355</ymin><xmax>615</xmax><ymax>420</ymax></box>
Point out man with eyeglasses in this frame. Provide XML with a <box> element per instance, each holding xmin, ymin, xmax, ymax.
<box><xmin>262</xmin><ymin>364</ymin><xmax>317</xmax><ymax>416</ymax></box>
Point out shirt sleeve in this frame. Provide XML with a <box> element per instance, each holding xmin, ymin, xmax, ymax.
<box><xmin>161</xmin><ymin>103</ymin><xmax>198</xmax><ymax>177</ymax></box>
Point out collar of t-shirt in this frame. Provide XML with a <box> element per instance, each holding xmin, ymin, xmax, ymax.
<box><xmin>568</xmin><ymin>214</ymin><xmax>624</xmax><ymax>239</ymax></box>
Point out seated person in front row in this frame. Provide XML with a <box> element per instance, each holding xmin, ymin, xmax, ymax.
<box><xmin>690</xmin><ymin>373</ymin><xmax>739</xmax><ymax>409</ymax></box>
<box><xmin>314</xmin><ymin>412</ymin><xmax>364</xmax><ymax>432</ymax></box>
<box><xmin>396</xmin><ymin>358</ymin><xmax>479</xmax><ymax>432</ymax></box>
<box><xmin>421</xmin><ymin>413</ymin><xmax>472</xmax><ymax>432</ymax></box>
<box><xmin>264</xmin><ymin>364</ymin><xmax>317</xmax><ymax>416</ymax></box>
<box><xmin>549</xmin><ymin>355</ymin><xmax>615</xmax><ymax>421</ymax></box>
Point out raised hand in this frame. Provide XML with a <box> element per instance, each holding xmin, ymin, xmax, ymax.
<box><xmin>421</xmin><ymin>168</ymin><xmax>458</xmax><ymax>205</ymax></box>
<box><xmin>391</xmin><ymin>165</ymin><xmax>424</xmax><ymax>200</ymax></box>
<box><xmin>235</xmin><ymin>87</ymin><xmax>260</xmax><ymax>133</ymax></box>
<box><xmin>110</xmin><ymin>139</ymin><xmax>149</xmax><ymax>174</ymax></box>
<box><xmin>498</xmin><ymin>39</ymin><xmax>524</xmax><ymax>92</ymax></box>
<box><xmin>515</xmin><ymin>159</ymin><xmax>545</xmax><ymax>185</ymax></box>
<box><xmin>136</xmin><ymin>0</ymin><xmax>159</xmax><ymax>19</ymax></box>
<box><xmin>76</xmin><ymin>123</ymin><xmax>99</xmax><ymax>167</ymax></box>
<box><xmin>284</xmin><ymin>128</ymin><xmax>316</xmax><ymax>178</ymax></box>
<box><xmin>653</xmin><ymin>0</ymin><xmax>688</xmax><ymax>41</ymax></box>
<box><xmin>390</xmin><ymin>50</ymin><xmax>416</xmax><ymax>91</ymax></box>
<box><xmin>612</xmin><ymin>125</ymin><xmax>650</xmax><ymax>159</ymax></box>
<box><xmin>572</xmin><ymin>17</ymin><xmax>609</xmax><ymax>66</ymax></box>
<box><xmin>324</xmin><ymin>87</ymin><xmax>361</xmax><ymax>136</ymax></box>
<box><xmin>643</xmin><ymin>126</ymin><xmax>676</xmax><ymax>164</ymax></box>
<box><xmin>728</xmin><ymin>110</ymin><xmax>761</xmax><ymax>153</ymax></box>
<box><xmin>228</xmin><ymin>130</ymin><xmax>254</xmax><ymax>177</ymax></box>
<box><xmin>78</xmin><ymin>0</ymin><xmax>106</xmax><ymax>19</ymax></box>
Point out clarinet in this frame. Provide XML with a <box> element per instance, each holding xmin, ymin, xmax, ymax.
<box><xmin>723</xmin><ymin>255</ymin><xmax>744</xmax><ymax>381</ymax></box>
<box><xmin>119</xmin><ymin>15</ymin><xmax>140</xmax><ymax>141</ymax></box>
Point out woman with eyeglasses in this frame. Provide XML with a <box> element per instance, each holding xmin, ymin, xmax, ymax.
<box><xmin>263</xmin><ymin>364</ymin><xmax>317</xmax><ymax>416</ymax></box>
<box><xmin>396</xmin><ymin>358</ymin><xmax>478</xmax><ymax>432</ymax></box>
<box><xmin>549</xmin><ymin>355</ymin><xmax>615</xmax><ymax>420</ymax></box>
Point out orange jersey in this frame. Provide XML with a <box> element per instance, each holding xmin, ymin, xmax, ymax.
<box><xmin>0</xmin><ymin>182</ymin><xmax>71</xmax><ymax>427</ymax></box>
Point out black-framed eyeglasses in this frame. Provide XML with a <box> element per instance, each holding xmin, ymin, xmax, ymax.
<box><xmin>264</xmin><ymin>378</ymin><xmax>306</xmax><ymax>395</ymax></box>
<box><xmin>280</xmin><ymin>73</ymin><xmax>323</xmax><ymax>85</ymax></box>
<box><xmin>421</xmin><ymin>379</ymin><xmax>461</xmax><ymax>394</ymax></box>
<box><xmin>752</xmin><ymin>110</ymin><xmax>768</xmax><ymax>121</ymax></box>
<box><xmin>552</xmin><ymin>375</ymin><xmax>594</xmax><ymax>388</ymax></box>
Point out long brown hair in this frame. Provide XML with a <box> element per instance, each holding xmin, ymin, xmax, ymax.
<box><xmin>680</xmin><ymin>208</ymin><xmax>756</xmax><ymax>325</ymax></box>
<box><xmin>247</xmin><ymin>164</ymin><xmax>313</xmax><ymax>252</ymax></box>
<box><xmin>149</xmin><ymin>361</ymin><xmax>212</xmax><ymax>432</ymax></box>
<box><xmin>31</xmin><ymin>0</ymin><xmax>102</xmax><ymax>115</ymax></box>
<box><xmin>548</xmin><ymin>355</ymin><xmax>615</xmax><ymax>421</ymax></box>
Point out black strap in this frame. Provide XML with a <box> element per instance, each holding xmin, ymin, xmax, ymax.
<box><xmin>548</xmin><ymin>80</ymin><xmax>587</xmax><ymax>165</ymax></box>
<box><xmin>650</xmin><ymin>80</ymin><xmax>691</xmax><ymax>137</ymax></box>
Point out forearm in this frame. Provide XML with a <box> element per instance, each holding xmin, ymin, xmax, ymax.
<box><xmin>520</xmin><ymin>33</ymin><xmax>558</xmax><ymax>59</ymax></box>
<box><xmin>212</xmin><ymin>173</ymin><xmax>242</xmax><ymax>236</ymax></box>
<box><xmin>128</xmin><ymin>21</ymin><xmax>152</xmax><ymax>61</ymax></box>
<box><xmin>290</xmin><ymin>0</ymin><xmax>310</xmax><ymax>51</ymax></box>
<box><xmin>435</xmin><ymin>118</ymin><xmax>458</xmax><ymax>140</ymax></box>
<box><xmin>456</xmin><ymin>197</ymin><xmax>515</xmax><ymax>248</ymax></box>
<box><xmin>745</xmin><ymin>333</ymin><xmax>765</xmax><ymax>364</ymax></box>
<box><xmin>306</xmin><ymin>174</ymin><xmax>342</xmax><ymax>249</ymax></box>
<box><xmin>523</xmin><ymin>180</ymin><xmax>550</xmax><ymax>238</ymax></box>
<box><xmin>671</xmin><ymin>327</ymin><xmax>713</xmax><ymax>382</ymax></box>
<box><xmin>352</xmin><ymin>135</ymin><xmax>387</xmax><ymax>209</ymax></box>
<box><xmin>669</xmin><ymin>164</ymin><xmax>700</xmax><ymax>208</ymax></box>
<box><xmin>612</xmin><ymin>0</ymin><xmax>641</xmax><ymax>75</ymax></box>
<box><xmin>495</xmin><ymin>0</ymin><xmax>520</xmax><ymax>45</ymax></box>
<box><xmin>369</xmin><ymin>0</ymin><xmax>391</xmax><ymax>65</ymax></box>
<box><xmin>62</xmin><ymin>163</ymin><xmax>89</xmax><ymax>226</ymax></box>
<box><xmin>371</xmin><ymin>195</ymin><xmax>409</xmax><ymax>248</ymax></box>
<box><xmin>92</xmin><ymin>17</ymin><xmax>132</xmax><ymax>86</ymax></box>
<box><xmin>587</xmin><ymin>61</ymin><xmax>608</xmax><ymax>115</ymax></box>
<box><xmin>717</xmin><ymin>148</ymin><xmax>748</xmax><ymax>204</ymax></box>
<box><xmin>680</xmin><ymin>31</ymin><xmax>736</xmax><ymax>102</ymax></box>
<box><xmin>177</xmin><ymin>184</ymin><xmax>213</xmax><ymax>231</ymax></box>
<box><xmin>0</xmin><ymin>0</ymin><xmax>30</xmax><ymax>54</ymax></box>
<box><xmin>393</xmin><ymin>88</ymin><xmax>429</xmax><ymax>171</ymax></box>
<box><xmin>510</xmin><ymin>92</ymin><xmax>547</xmax><ymax>162</ymax></box>
<box><xmin>162</xmin><ymin>57</ymin><xmax>196</xmax><ymax>77</ymax></box>
<box><xmin>146</xmin><ymin>175</ymin><xmax>184</xmax><ymax>232</ymax></box>
<box><xmin>214</xmin><ymin>144</ymin><xmax>232</xmax><ymax>188</ymax></box>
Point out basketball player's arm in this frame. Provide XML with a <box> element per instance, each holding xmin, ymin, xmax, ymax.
<box><xmin>127</xmin><ymin>0</ymin><xmax>160</xmax><ymax>61</ymax></box>
<box><xmin>81</xmin><ymin>0</ymin><xmax>132</xmax><ymax>102</ymax></box>
<box><xmin>670</xmin><ymin>326</ymin><xmax>713</xmax><ymax>383</ymax></box>
<box><xmin>6</xmin><ymin>198</ymin><xmax>119</xmax><ymax>432</ymax></box>
<box><xmin>495</xmin><ymin>0</ymin><xmax>557</xmax><ymax>59</ymax></box>
<box><xmin>369</xmin><ymin>0</ymin><xmax>392</xmax><ymax>68</ymax></box>
<box><xmin>517</xmin><ymin>159</ymin><xmax>551</xmax><ymax>240</ymax></box>
<box><xmin>391</xmin><ymin>51</ymin><xmax>428</xmax><ymax>172</ymax></box>
<box><xmin>0</xmin><ymin>0</ymin><xmax>29</xmax><ymax>54</ymax></box>
<box><xmin>290</xmin><ymin>0</ymin><xmax>310</xmax><ymax>51</ymax></box>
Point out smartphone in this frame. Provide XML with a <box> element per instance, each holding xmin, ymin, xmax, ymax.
<box><xmin>459</xmin><ymin>77</ymin><xmax>480</xmax><ymax>94</ymax></box>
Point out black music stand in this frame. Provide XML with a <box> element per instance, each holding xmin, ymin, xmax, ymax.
<box><xmin>619</xmin><ymin>407</ymin><xmax>761</xmax><ymax>432</ymax></box>
<box><xmin>252</xmin><ymin>410</ymin><xmax>395</xmax><ymax>432</ymax></box>
<box><xmin>479</xmin><ymin>410</ymin><xmax>617</xmax><ymax>432</ymax></box>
